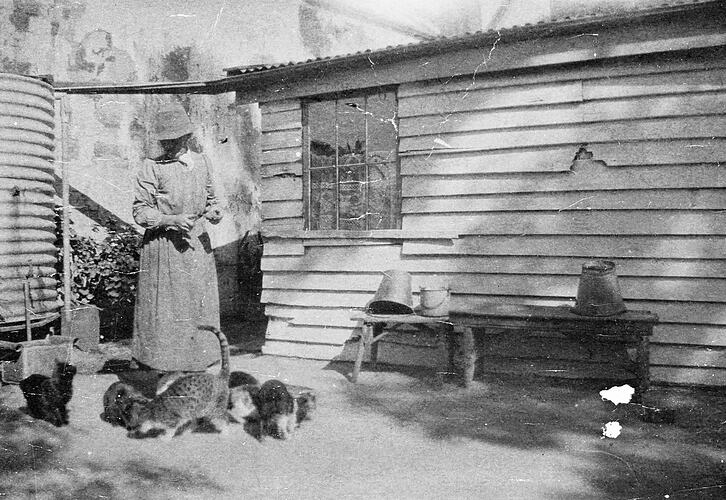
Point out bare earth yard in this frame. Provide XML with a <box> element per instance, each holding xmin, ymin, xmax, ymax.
<box><xmin>1</xmin><ymin>344</ymin><xmax>725</xmax><ymax>500</ymax></box>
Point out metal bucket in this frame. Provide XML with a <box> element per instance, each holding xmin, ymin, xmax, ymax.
<box><xmin>571</xmin><ymin>260</ymin><xmax>626</xmax><ymax>317</ymax></box>
<box><xmin>366</xmin><ymin>269</ymin><xmax>414</xmax><ymax>315</ymax></box>
<box><xmin>417</xmin><ymin>286</ymin><xmax>450</xmax><ymax>317</ymax></box>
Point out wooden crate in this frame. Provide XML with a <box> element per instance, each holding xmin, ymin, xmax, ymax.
<box><xmin>61</xmin><ymin>305</ymin><xmax>100</xmax><ymax>351</ymax></box>
<box><xmin>1</xmin><ymin>336</ymin><xmax>75</xmax><ymax>384</ymax></box>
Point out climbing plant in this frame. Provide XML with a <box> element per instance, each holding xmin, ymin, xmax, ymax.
<box><xmin>55</xmin><ymin>207</ymin><xmax>141</xmax><ymax>339</ymax></box>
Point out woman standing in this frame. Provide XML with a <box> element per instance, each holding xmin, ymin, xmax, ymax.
<box><xmin>131</xmin><ymin>102</ymin><xmax>223</xmax><ymax>372</ymax></box>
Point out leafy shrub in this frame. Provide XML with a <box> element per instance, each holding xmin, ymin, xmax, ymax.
<box><xmin>55</xmin><ymin>207</ymin><xmax>141</xmax><ymax>340</ymax></box>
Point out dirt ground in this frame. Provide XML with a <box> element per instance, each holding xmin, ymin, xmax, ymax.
<box><xmin>1</xmin><ymin>342</ymin><xmax>725</xmax><ymax>500</ymax></box>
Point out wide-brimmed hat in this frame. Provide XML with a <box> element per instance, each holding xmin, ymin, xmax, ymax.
<box><xmin>152</xmin><ymin>103</ymin><xmax>193</xmax><ymax>140</ymax></box>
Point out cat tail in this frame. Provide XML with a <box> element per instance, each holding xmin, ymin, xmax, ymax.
<box><xmin>197</xmin><ymin>325</ymin><xmax>229</xmax><ymax>381</ymax></box>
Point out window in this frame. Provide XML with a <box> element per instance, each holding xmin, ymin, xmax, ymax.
<box><xmin>303</xmin><ymin>89</ymin><xmax>400</xmax><ymax>230</ymax></box>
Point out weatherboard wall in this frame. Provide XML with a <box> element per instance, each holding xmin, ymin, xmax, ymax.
<box><xmin>257</xmin><ymin>46</ymin><xmax>726</xmax><ymax>386</ymax></box>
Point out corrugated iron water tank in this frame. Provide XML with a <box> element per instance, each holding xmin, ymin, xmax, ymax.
<box><xmin>0</xmin><ymin>73</ymin><xmax>60</xmax><ymax>327</ymax></box>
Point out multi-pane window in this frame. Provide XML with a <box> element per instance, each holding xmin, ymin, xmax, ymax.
<box><xmin>304</xmin><ymin>89</ymin><xmax>399</xmax><ymax>230</ymax></box>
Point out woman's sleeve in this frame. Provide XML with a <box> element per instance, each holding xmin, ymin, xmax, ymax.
<box><xmin>132</xmin><ymin>160</ymin><xmax>164</xmax><ymax>228</ymax></box>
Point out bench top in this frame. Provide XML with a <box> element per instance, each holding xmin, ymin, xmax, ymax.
<box><xmin>351</xmin><ymin>312</ymin><xmax>449</xmax><ymax>324</ymax></box>
<box><xmin>449</xmin><ymin>304</ymin><xmax>658</xmax><ymax>325</ymax></box>
<box><xmin>352</xmin><ymin>304</ymin><xmax>658</xmax><ymax>329</ymax></box>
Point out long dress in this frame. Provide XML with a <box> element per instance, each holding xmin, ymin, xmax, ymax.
<box><xmin>131</xmin><ymin>151</ymin><xmax>221</xmax><ymax>371</ymax></box>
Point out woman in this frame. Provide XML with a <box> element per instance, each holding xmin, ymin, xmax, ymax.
<box><xmin>131</xmin><ymin>102</ymin><xmax>223</xmax><ymax>372</ymax></box>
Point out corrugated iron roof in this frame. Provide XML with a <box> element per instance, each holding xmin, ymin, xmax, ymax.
<box><xmin>224</xmin><ymin>0</ymin><xmax>721</xmax><ymax>75</ymax></box>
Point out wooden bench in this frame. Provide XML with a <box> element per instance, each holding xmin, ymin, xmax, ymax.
<box><xmin>350</xmin><ymin>313</ymin><xmax>452</xmax><ymax>383</ymax></box>
<box><xmin>352</xmin><ymin>305</ymin><xmax>658</xmax><ymax>401</ymax></box>
<box><xmin>449</xmin><ymin>305</ymin><xmax>658</xmax><ymax>400</ymax></box>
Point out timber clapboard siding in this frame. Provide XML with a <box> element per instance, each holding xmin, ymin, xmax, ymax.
<box><xmin>260</xmin><ymin>100</ymin><xmax>303</xmax><ymax>231</ymax></box>
<box><xmin>253</xmin><ymin>9</ymin><xmax>726</xmax><ymax>386</ymax></box>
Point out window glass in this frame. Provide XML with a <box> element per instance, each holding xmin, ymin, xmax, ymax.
<box><xmin>308</xmin><ymin>100</ymin><xmax>336</xmax><ymax>168</ymax></box>
<box><xmin>309</xmin><ymin>167</ymin><xmax>337</xmax><ymax>230</ymax></box>
<box><xmin>366</xmin><ymin>92</ymin><xmax>397</xmax><ymax>164</ymax></box>
<box><xmin>338</xmin><ymin>164</ymin><xmax>366</xmax><ymax>231</ymax></box>
<box><xmin>367</xmin><ymin>162</ymin><xmax>396</xmax><ymax>229</ymax></box>
<box><xmin>305</xmin><ymin>89</ymin><xmax>399</xmax><ymax>230</ymax></box>
<box><xmin>338</xmin><ymin>98</ymin><xmax>366</xmax><ymax>167</ymax></box>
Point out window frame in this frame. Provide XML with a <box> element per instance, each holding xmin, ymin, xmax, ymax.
<box><xmin>301</xmin><ymin>86</ymin><xmax>401</xmax><ymax>232</ymax></box>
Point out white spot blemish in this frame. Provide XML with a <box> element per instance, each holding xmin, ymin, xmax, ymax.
<box><xmin>433</xmin><ymin>137</ymin><xmax>453</xmax><ymax>149</ymax></box>
<box><xmin>599</xmin><ymin>384</ymin><xmax>635</xmax><ymax>405</ymax></box>
<box><xmin>602</xmin><ymin>421</ymin><xmax>622</xmax><ymax>439</ymax></box>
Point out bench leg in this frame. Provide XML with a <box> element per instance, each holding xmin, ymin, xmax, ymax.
<box><xmin>448</xmin><ymin>326</ymin><xmax>477</xmax><ymax>388</ymax></box>
<box><xmin>634</xmin><ymin>336</ymin><xmax>650</xmax><ymax>403</ymax></box>
<box><xmin>351</xmin><ymin>323</ymin><xmax>373</xmax><ymax>383</ymax></box>
<box><xmin>370</xmin><ymin>324</ymin><xmax>383</xmax><ymax>371</ymax></box>
<box><xmin>445</xmin><ymin>324</ymin><xmax>457</xmax><ymax>373</ymax></box>
<box><xmin>460</xmin><ymin>327</ymin><xmax>477</xmax><ymax>388</ymax></box>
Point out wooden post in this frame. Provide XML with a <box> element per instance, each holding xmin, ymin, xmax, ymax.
<box><xmin>23</xmin><ymin>280</ymin><xmax>32</xmax><ymax>341</ymax></box>
<box><xmin>57</xmin><ymin>95</ymin><xmax>72</xmax><ymax>327</ymax></box>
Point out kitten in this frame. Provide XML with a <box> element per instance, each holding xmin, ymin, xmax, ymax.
<box><xmin>19</xmin><ymin>361</ymin><xmax>77</xmax><ymax>427</ymax></box>
<box><xmin>228</xmin><ymin>385</ymin><xmax>258</xmax><ymax>423</ymax></box>
<box><xmin>229</xmin><ymin>371</ymin><xmax>260</xmax><ymax>389</ymax></box>
<box><xmin>101</xmin><ymin>381</ymin><xmax>150</xmax><ymax>429</ymax></box>
<box><xmin>254</xmin><ymin>379</ymin><xmax>298</xmax><ymax>440</ymax></box>
<box><xmin>127</xmin><ymin>325</ymin><xmax>230</xmax><ymax>439</ymax></box>
<box><xmin>227</xmin><ymin>371</ymin><xmax>260</xmax><ymax>424</ymax></box>
<box><xmin>295</xmin><ymin>392</ymin><xmax>317</xmax><ymax>425</ymax></box>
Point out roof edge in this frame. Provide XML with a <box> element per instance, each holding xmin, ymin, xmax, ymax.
<box><xmin>224</xmin><ymin>0</ymin><xmax>724</xmax><ymax>76</ymax></box>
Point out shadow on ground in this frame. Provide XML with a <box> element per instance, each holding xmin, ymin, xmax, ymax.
<box><xmin>332</xmin><ymin>361</ymin><xmax>726</xmax><ymax>499</ymax></box>
<box><xmin>0</xmin><ymin>406</ymin><xmax>223</xmax><ymax>499</ymax></box>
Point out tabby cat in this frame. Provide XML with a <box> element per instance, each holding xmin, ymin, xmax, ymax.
<box><xmin>101</xmin><ymin>380</ymin><xmax>150</xmax><ymax>429</ymax></box>
<box><xmin>127</xmin><ymin>325</ymin><xmax>230</xmax><ymax>439</ymax></box>
<box><xmin>19</xmin><ymin>360</ymin><xmax>77</xmax><ymax>427</ymax></box>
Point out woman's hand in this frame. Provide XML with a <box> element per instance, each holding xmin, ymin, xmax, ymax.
<box><xmin>161</xmin><ymin>214</ymin><xmax>196</xmax><ymax>233</ymax></box>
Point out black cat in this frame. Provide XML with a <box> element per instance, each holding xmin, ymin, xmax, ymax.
<box><xmin>229</xmin><ymin>370</ymin><xmax>260</xmax><ymax>389</ymax></box>
<box><xmin>19</xmin><ymin>361</ymin><xmax>77</xmax><ymax>427</ymax></box>
<box><xmin>254</xmin><ymin>379</ymin><xmax>297</xmax><ymax>440</ymax></box>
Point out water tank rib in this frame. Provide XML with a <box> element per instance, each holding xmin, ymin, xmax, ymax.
<box><xmin>0</xmin><ymin>73</ymin><xmax>60</xmax><ymax>326</ymax></box>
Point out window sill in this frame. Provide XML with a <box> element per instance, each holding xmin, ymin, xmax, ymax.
<box><xmin>261</xmin><ymin>229</ymin><xmax>458</xmax><ymax>240</ymax></box>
